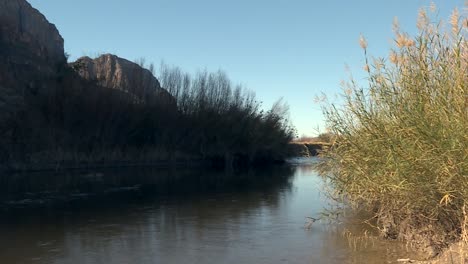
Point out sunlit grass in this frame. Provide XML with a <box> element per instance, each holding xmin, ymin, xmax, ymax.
<box><xmin>320</xmin><ymin>4</ymin><xmax>467</xmax><ymax>256</ymax></box>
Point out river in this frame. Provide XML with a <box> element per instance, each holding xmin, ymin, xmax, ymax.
<box><xmin>0</xmin><ymin>158</ymin><xmax>418</xmax><ymax>263</ymax></box>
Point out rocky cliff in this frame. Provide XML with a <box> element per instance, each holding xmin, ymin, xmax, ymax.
<box><xmin>0</xmin><ymin>0</ymin><xmax>175</xmax><ymax>110</ymax></box>
<box><xmin>0</xmin><ymin>0</ymin><xmax>65</xmax><ymax>76</ymax></box>
<box><xmin>0</xmin><ymin>0</ymin><xmax>67</xmax><ymax>135</ymax></box>
<box><xmin>71</xmin><ymin>54</ymin><xmax>174</xmax><ymax>104</ymax></box>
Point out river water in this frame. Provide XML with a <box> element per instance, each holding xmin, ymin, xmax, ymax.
<box><xmin>0</xmin><ymin>158</ymin><xmax>418</xmax><ymax>264</ymax></box>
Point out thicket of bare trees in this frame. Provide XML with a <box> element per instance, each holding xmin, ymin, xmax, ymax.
<box><xmin>157</xmin><ymin>63</ymin><xmax>295</xmax><ymax>167</ymax></box>
<box><xmin>1</xmin><ymin>63</ymin><xmax>295</xmax><ymax>169</ymax></box>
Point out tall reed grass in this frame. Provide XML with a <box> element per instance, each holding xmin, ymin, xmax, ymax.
<box><xmin>320</xmin><ymin>4</ymin><xmax>467</xmax><ymax>255</ymax></box>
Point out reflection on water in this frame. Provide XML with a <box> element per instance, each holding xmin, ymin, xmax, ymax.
<box><xmin>0</xmin><ymin>165</ymin><xmax>294</xmax><ymax>208</ymax></box>
<box><xmin>0</xmin><ymin>158</ymin><xmax>418</xmax><ymax>264</ymax></box>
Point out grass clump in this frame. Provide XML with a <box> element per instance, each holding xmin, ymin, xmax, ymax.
<box><xmin>320</xmin><ymin>5</ymin><xmax>468</xmax><ymax>256</ymax></box>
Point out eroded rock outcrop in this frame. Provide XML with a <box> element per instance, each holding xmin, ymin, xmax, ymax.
<box><xmin>0</xmin><ymin>0</ymin><xmax>67</xmax><ymax>137</ymax></box>
<box><xmin>71</xmin><ymin>54</ymin><xmax>174</xmax><ymax>105</ymax></box>
<box><xmin>0</xmin><ymin>0</ymin><xmax>65</xmax><ymax>75</ymax></box>
<box><xmin>0</xmin><ymin>0</ymin><xmax>174</xmax><ymax>107</ymax></box>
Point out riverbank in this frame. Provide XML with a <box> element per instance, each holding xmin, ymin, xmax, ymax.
<box><xmin>0</xmin><ymin>150</ymin><xmax>288</xmax><ymax>173</ymax></box>
<box><xmin>1</xmin><ymin>159</ymin><xmax>210</xmax><ymax>173</ymax></box>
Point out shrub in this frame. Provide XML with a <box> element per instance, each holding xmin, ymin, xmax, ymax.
<box><xmin>320</xmin><ymin>5</ymin><xmax>468</xmax><ymax>255</ymax></box>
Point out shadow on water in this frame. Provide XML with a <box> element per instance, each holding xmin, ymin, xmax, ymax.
<box><xmin>0</xmin><ymin>165</ymin><xmax>297</xmax><ymax>264</ymax></box>
<box><xmin>0</xmin><ymin>165</ymin><xmax>295</xmax><ymax>209</ymax></box>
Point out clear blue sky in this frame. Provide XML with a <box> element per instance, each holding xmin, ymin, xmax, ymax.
<box><xmin>28</xmin><ymin>0</ymin><xmax>463</xmax><ymax>136</ymax></box>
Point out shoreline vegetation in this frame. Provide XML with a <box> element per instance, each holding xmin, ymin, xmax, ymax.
<box><xmin>319</xmin><ymin>4</ymin><xmax>467</xmax><ymax>262</ymax></box>
<box><xmin>0</xmin><ymin>64</ymin><xmax>296</xmax><ymax>172</ymax></box>
<box><xmin>0</xmin><ymin>62</ymin><xmax>296</xmax><ymax>172</ymax></box>
<box><xmin>0</xmin><ymin>9</ymin><xmax>296</xmax><ymax>172</ymax></box>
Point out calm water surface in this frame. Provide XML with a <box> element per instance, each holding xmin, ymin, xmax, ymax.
<box><xmin>0</xmin><ymin>158</ymin><xmax>418</xmax><ymax>263</ymax></box>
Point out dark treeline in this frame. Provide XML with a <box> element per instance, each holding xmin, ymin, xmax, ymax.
<box><xmin>157</xmin><ymin>63</ymin><xmax>295</xmax><ymax>167</ymax></box>
<box><xmin>1</xmin><ymin>62</ymin><xmax>295</xmax><ymax>170</ymax></box>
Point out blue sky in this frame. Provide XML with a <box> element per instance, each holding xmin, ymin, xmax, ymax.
<box><xmin>28</xmin><ymin>0</ymin><xmax>463</xmax><ymax>136</ymax></box>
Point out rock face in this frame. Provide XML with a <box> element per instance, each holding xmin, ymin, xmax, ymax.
<box><xmin>0</xmin><ymin>0</ymin><xmax>174</xmax><ymax>108</ymax></box>
<box><xmin>0</xmin><ymin>0</ymin><xmax>65</xmax><ymax>72</ymax></box>
<box><xmin>0</xmin><ymin>0</ymin><xmax>66</xmax><ymax>127</ymax></box>
<box><xmin>71</xmin><ymin>54</ymin><xmax>174</xmax><ymax>104</ymax></box>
